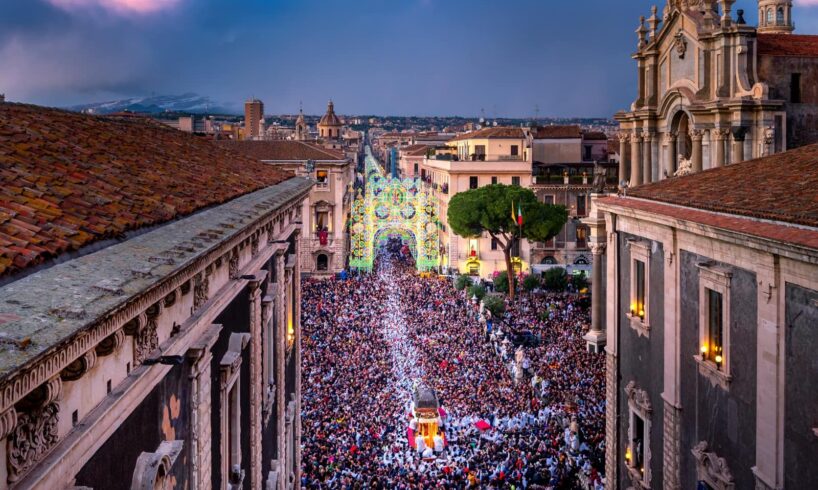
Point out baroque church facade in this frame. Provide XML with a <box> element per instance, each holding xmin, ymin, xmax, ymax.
<box><xmin>616</xmin><ymin>0</ymin><xmax>818</xmax><ymax>186</ymax></box>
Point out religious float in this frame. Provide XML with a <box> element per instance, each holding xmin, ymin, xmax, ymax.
<box><xmin>408</xmin><ymin>384</ymin><xmax>446</xmax><ymax>455</ymax></box>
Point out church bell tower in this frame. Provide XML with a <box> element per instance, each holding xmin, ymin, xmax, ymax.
<box><xmin>758</xmin><ymin>0</ymin><xmax>794</xmax><ymax>34</ymax></box>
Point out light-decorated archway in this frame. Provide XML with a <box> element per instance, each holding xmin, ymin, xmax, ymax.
<box><xmin>348</xmin><ymin>148</ymin><xmax>440</xmax><ymax>272</ymax></box>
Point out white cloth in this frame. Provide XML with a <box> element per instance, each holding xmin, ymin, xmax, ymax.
<box><xmin>415</xmin><ymin>435</ymin><xmax>426</xmax><ymax>453</ymax></box>
<box><xmin>433</xmin><ymin>434</ymin><xmax>444</xmax><ymax>452</ymax></box>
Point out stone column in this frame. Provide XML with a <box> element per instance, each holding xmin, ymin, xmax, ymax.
<box><xmin>584</xmin><ymin>242</ymin><xmax>607</xmax><ymax>352</ymax></box>
<box><xmin>713</xmin><ymin>128</ymin><xmax>729</xmax><ymax>168</ymax></box>
<box><xmin>274</xmin><ymin>251</ymin><xmax>287</xmax><ymax>490</ymax></box>
<box><xmin>690</xmin><ymin>129</ymin><xmax>704</xmax><ymax>173</ymax></box>
<box><xmin>663</xmin><ymin>401</ymin><xmax>682</xmax><ymax>489</ymax></box>
<box><xmin>604</xmin><ymin>351</ymin><xmax>618</xmax><ymax>485</ymax></box>
<box><xmin>664</xmin><ymin>132</ymin><xmax>677</xmax><ymax>178</ymax></box>
<box><xmin>631</xmin><ymin>133</ymin><xmax>643</xmax><ymax>186</ymax></box>
<box><xmin>248</xmin><ymin>273</ymin><xmax>266</xmax><ymax>490</ymax></box>
<box><xmin>618</xmin><ymin>133</ymin><xmax>630</xmax><ymax>187</ymax></box>
<box><xmin>292</xmin><ymin>231</ymin><xmax>303</xmax><ymax>486</ymax></box>
<box><xmin>582</xmin><ymin>199</ymin><xmax>607</xmax><ymax>353</ymax></box>
<box><xmin>186</xmin><ymin>325</ymin><xmax>221</xmax><ymax>490</ymax></box>
<box><xmin>643</xmin><ymin>133</ymin><xmax>654</xmax><ymax>184</ymax></box>
<box><xmin>732</xmin><ymin>127</ymin><xmax>746</xmax><ymax>164</ymax></box>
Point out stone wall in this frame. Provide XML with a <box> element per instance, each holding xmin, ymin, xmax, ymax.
<box><xmin>758</xmin><ymin>54</ymin><xmax>818</xmax><ymax>149</ymax></box>
<box><xmin>678</xmin><ymin>251</ymin><xmax>758</xmax><ymax>490</ymax></box>
<box><xmin>784</xmin><ymin>283</ymin><xmax>818</xmax><ymax>489</ymax></box>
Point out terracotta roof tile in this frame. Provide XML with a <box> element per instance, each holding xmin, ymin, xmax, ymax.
<box><xmin>402</xmin><ymin>144</ymin><xmax>430</xmax><ymax>157</ymax></box>
<box><xmin>0</xmin><ymin>103</ymin><xmax>293</xmax><ymax>278</ymax></box>
<box><xmin>448</xmin><ymin>126</ymin><xmax>526</xmax><ymax>142</ymax></box>
<box><xmin>628</xmin><ymin>143</ymin><xmax>818</xmax><ymax>228</ymax></box>
<box><xmin>596</xmin><ymin>196</ymin><xmax>818</xmax><ymax>252</ymax></box>
<box><xmin>757</xmin><ymin>34</ymin><xmax>818</xmax><ymax>57</ymax></box>
<box><xmin>533</xmin><ymin>125</ymin><xmax>581</xmax><ymax>139</ymax></box>
<box><xmin>218</xmin><ymin>140</ymin><xmax>346</xmax><ymax>161</ymax></box>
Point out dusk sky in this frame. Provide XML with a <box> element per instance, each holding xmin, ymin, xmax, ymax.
<box><xmin>3</xmin><ymin>0</ymin><xmax>818</xmax><ymax>117</ymax></box>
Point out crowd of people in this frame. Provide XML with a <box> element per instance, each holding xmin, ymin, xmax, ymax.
<box><xmin>300</xmin><ymin>250</ymin><xmax>606</xmax><ymax>489</ymax></box>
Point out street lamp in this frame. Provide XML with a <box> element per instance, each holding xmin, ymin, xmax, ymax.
<box><xmin>471</xmin><ymin>294</ymin><xmax>478</xmax><ymax>304</ymax></box>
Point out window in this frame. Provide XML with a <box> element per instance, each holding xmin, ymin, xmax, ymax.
<box><xmin>315</xmin><ymin>210</ymin><xmax>329</xmax><ymax>232</ymax></box>
<box><xmin>511</xmin><ymin>145</ymin><xmax>519</xmax><ymax>156</ymax></box>
<box><xmin>767</xmin><ymin>8</ymin><xmax>773</xmax><ymax>24</ymax></box>
<box><xmin>469</xmin><ymin>176</ymin><xmax>479</xmax><ymax>189</ymax></box>
<box><xmin>791</xmin><ymin>73</ymin><xmax>802</xmax><ymax>103</ymax></box>
<box><xmin>627</xmin><ymin>239</ymin><xmax>651</xmax><ymax>337</ymax></box>
<box><xmin>491</xmin><ymin>238</ymin><xmax>498</xmax><ymax>251</ymax></box>
<box><xmin>777</xmin><ymin>7</ymin><xmax>785</xmax><ymax>25</ymax></box>
<box><xmin>511</xmin><ymin>176</ymin><xmax>521</xmax><ymax>186</ymax></box>
<box><xmin>316</xmin><ymin>170</ymin><xmax>329</xmax><ymax>188</ymax></box>
<box><xmin>468</xmin><ymin>238</ymin><xmax>478</xmax><ymax>258</ymax></box>
<box><xmin>576</xmin><ymin>226</ymin><xmax>587</xmax><ymax>248</ymax></box>
<box><xmin>625</xmin><ymin>380</ymin><xmax>652</xmax><ymax>488</ymax></box>
<box><xmin>584</xmin><ymin>145</ymin><xmax>592</xmax><ymax>161</ymax></box>
<box><xmin>543</xmin><ymin>195</ymin><xmax>555</xmax><ymax>205</ymax></box>
<box><xmin>317</xmin><ymin>254</ymin><xmax>329</xmax><ymax>271</ymax></box>
<box><xmin>491</xmin><ymin>176</ymin><xmax>498</xmax><ymax>185</ymax></box>
<box><xmin>696</xmin><ymin>264</ymin><xmax>732</xmax><ymax>389</ymax></box>
<box><xmin>576</xmin><ymin>195</ymin><xmax>587</xmax><ymax>216</ymax></box>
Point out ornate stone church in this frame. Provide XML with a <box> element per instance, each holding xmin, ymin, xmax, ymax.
<box><xmin>616</xmin><ymin>0</ymin><xmax>818</xmax><ymax>186</ymax></box>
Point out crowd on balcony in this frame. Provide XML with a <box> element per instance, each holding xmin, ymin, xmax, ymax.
<box><xmin>300</xmin><ymin>251</ymin><xmax>606</xmax><ymax>489</ymax></box>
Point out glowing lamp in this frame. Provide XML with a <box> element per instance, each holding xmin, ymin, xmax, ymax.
<box><xmin>700</xmin><ymin>344</ymin><xmax>708</xmax><ymax>354</ymax></box>
<box><xmin>638</xmin><ymin>309</ymin><xmax>645</xmax><ymax>318</ymax></box>
<box><xmin>715</xmin><ymin>355</ymin><xmax>723</xmax><ymax>364</ymax></box>
<box><xmin>625</xmin><ymin>446</ymin><xmax>632</xmax><ymax>462</ymax></box>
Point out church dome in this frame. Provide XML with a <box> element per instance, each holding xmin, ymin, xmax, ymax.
<box><xmin>318</xmin><ymin>100</ymin><xmax>342</xmax><ymax>127</ymax></box>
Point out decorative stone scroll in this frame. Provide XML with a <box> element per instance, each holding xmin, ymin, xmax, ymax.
<box><xmin>692</xmin><ymin>441</ymin><xmax>735</xmax><ymax>490</ymax></box>
<box><xmin>133</xmin><ymin>304</ymin><xmax>161</xmax><ymax>365</ymax></box>
<box><xmin>7</xmin><ymin>377</ymin><xmax>62</xmax><ymax>483</ymax></box>
<box><xmin>130</xmin><ymin>440</ymin><xmax>184</xmax><ymax>490</ymax></box>
<box><xmin>60</xmin><ymin>350</ymin><xmax>97</xmax><ymax>382</ymax></box>
<box><xmin>229</xmin><ymin>251</ymin><xmax>240</xmax><ymax>280</ymax></box>
<box><xmin>95</xmin><ymin>329</ymin><xmax>125</xmax><ymax>357</ymax></box>
<box><xmin>625</xmin><ymin>380</ymin><xmax>653</xmax><ymax>414</ymax></box>
<box><xmin>194</xmin><ymin>272</ymin><xmax>209</xmax><ymax>311</ymax></box>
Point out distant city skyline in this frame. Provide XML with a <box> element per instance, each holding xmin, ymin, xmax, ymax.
<box><xmin>3</xmin><ymin>0</ymin><xmax>818</xmax><ymax>118</ymax></box>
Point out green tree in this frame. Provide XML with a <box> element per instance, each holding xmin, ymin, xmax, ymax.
<box><xmin>544</xmin><ymin>267</ymin><xmax>568</xmax><ymax>291</ymax></box>
<box><xmin>454</xmin><ymin>275</ymin><xmax>473</xmax><ymax>291</ymax></box>
<box><xmin>448</xmin><ymin>184</ymin><xmax>567</xmax><ymax>300</ymax></box>
<box><xmin>494</xmin><ymin>272</ymin><xmax>515</xmax><ymax>294</ymax></box>
<box><xmin>483</xmin><ymin>294</ymin><xmax>506</xmax><ymax>316</ymax></box>
<box><xmin>468</xmin><ymin>284</ymin><xmax>487</xmax><ymax>301</ymax></box>
<box><xmin>522</xmin><ymin>274</ymin><xmax>541</xmax><ymax>292</ymax></box>
<box><xmin>572</xmin><ymin>271</ymin><xmax>589</xmax><ymax>292</ymax></box>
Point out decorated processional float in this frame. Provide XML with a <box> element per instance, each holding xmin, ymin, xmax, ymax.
<box><xmin>348</xmin><ymin>148</ymin><xmax>441</xmax><ymax>272</ymax></box>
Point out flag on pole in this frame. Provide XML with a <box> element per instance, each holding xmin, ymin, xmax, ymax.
<box><xmin>517</xmin><ymin>202</ymin><xmax>523</xmax><ymax>226</ymax></box>
<box><xmin>511</xmin><ymin>200</ymin><xmax>517</xmax><ymax>223</ymax></box>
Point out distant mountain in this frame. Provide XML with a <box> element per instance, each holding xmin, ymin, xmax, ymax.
<box><xmin>66</xmin><ymin>93</ymin><xmax>239</xmax><ymax>115</ymax></box>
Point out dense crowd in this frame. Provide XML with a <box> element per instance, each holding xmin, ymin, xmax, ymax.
<box><xmin>300</xmin><ymin>250</ymin><xmax>606</xmax><ymax>489</ymax></box>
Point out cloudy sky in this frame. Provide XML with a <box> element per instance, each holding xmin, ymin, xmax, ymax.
<box><xmin>2</xmin><ymin>0</ymin><xmax>818</xmax><ymax>117</ymax></box>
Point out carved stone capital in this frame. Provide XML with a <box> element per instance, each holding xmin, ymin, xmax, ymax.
<box><xmin>193</xmin><ymin>271</ymin><xmax>209</xmax><ymax>311</ymax></box>
<box><xmin>663</xmin><ymin>131</ymin><xmax>678</xmax><ymax>143</ymax></box>
<box><xmin>228</xmin><ymin>251</ymin><xmax>240</xmax><ymax>280</ymax></box>
<box><xmin>618</xmin><ymin>132</ymin><xmax>631</xmax><ymax>143</ymax></box>
<box><xmin>712</xmin><ymin>128</ymin><xmax>730</xmax><ymax>140</ymax></box>
<box><xmin>690</xmin><ymin>129</ymin><xmax>705</xmax><ymax>141</ymax></box>
<box><xmin>589</xmin><ymin>242</ymin><xmax>607</xmax><ymax>256</ymax></box>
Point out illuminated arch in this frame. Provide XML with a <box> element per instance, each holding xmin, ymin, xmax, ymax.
<box><xmin>349</xmin><ymin>149</ymin><xmax>440</xmax><ymax>272</ymax></box>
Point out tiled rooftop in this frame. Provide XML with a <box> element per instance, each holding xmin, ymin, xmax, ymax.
<box><xmin>217</xmin><ymin>140</ymin><xmax>346</xmax><ymax>161</ymax></box>
<box><xmin>627</xmin><ymin>143</ymin><xmax>818</xmax><ymax>228</ymax></box>
<box><xmin>533</xmin><ymin>125</ymin><xmax>581</xmax><ymax>139</ymax></box>
<box><xmin>758</xmin><ymin>34</ymin><xmax>818</xmax><ymax>58</ymax></box>
<box><xmin>0</xmin><ymin>103</ymin><xmax>293</xmax><ymax>278</ymax></box>
<box><xmin>448</xmin><ymin>126</ymin><xmax>526</xmax><ymax>142</ymax></box>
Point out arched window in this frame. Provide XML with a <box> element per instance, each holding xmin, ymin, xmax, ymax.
<box><xmin>574</xmin><ymin>256</ymin><xmax>589</xmax><ymax>265</ymax></box>
<box><xmin>541</xmin><ymin>256</ymin><xmax>558</xmax><ymax>265</ymax></box>
<box><xmin>767</xmin><ymin>8</ymin><xmax>774</xmax><ymax>24</ymax></box>
<box><xmin>777</xmin><ymin>7</ymin><xmax>785</xmax><ymax>25</ymax></box>
<box><xmin>317</xmin><ymin>254</ymin><xmax>329</xmax><ymax>271</ymax></box>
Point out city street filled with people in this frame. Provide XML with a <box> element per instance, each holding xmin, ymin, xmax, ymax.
<box><xmin>300</xmin><ymin>248</ymin><xmax>606</xmax><ymax>489</ymax></box>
